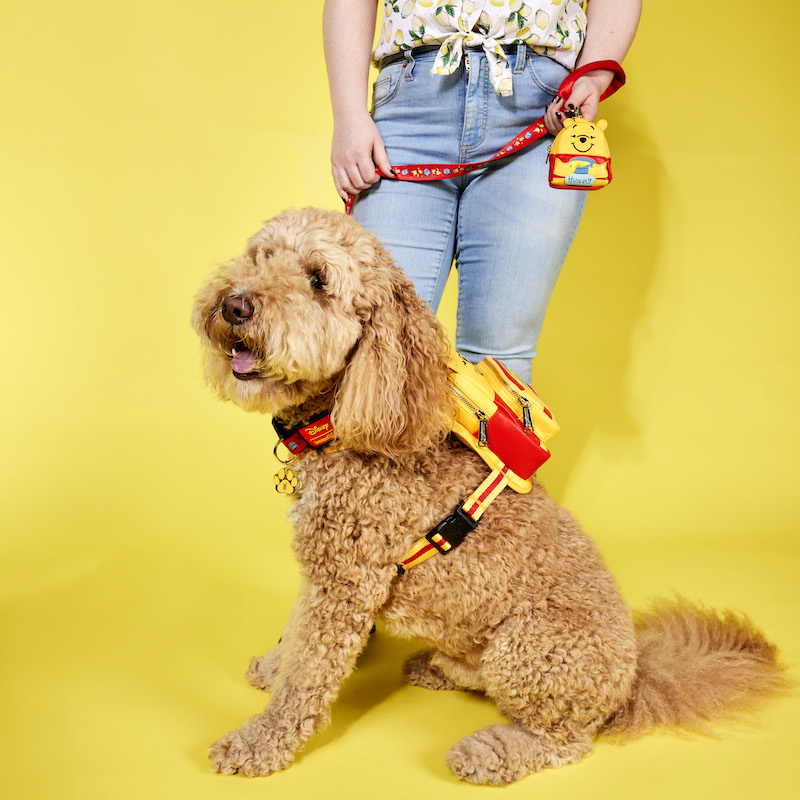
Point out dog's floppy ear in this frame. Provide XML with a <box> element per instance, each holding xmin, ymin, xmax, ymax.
<box><xmin>333</xmin><ymin>276</ymin><xmax>453</xmax><ymax>457</ymax></box>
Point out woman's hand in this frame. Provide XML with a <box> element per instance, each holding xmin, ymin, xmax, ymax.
<box><xmin>544</xmin><ymin>69</ymin><xmax>615</xmax><ymax>135</ymax></box>
<box><xmin>545</xmin><ymin>0</ymin><xmax>641</xmax><ymax>134</ymax></box>
<box><xmin>323</xmin><ymin>0</ymin><xmax>385</xmax><ymax>200</ymax></box>
<box><xmin>331</xmin><ymin>111</ymin><xmax>393</xmax><ymax>201</ymax></box>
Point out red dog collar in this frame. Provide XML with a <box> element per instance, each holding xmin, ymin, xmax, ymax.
<box><xmin>272</xmin><ymin>413</ymin><xmax>336</xmax><ymax>460</ymax></box>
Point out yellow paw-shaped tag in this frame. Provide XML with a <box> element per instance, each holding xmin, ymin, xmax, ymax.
<box><xmin>273</xmin><ymin>467</ymin><xmax>299</xmax><ymax>495</ymax></box>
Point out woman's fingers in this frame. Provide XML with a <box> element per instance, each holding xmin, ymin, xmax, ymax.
<box><xmin>545</xmin><ymin>96</ymin><xmax>566</xmax><ymax>135</ymax></box>
<box><xmin>372</xmin><ymin>136</ymin><xmax>393</xmax><ymax>179</ymax></box>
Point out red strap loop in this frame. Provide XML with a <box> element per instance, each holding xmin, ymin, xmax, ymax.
<box><xmin>556</xmin><ymin>59</ymin><xmax>626</xmax><ymax>103</ymax></box>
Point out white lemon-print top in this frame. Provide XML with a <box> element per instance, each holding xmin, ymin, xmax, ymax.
<box><xmin>374</xmin><ymin>0</ymin><xmax>587</xmax><ymax>97</ymax></box>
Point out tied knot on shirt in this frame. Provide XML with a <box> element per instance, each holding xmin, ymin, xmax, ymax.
<box><xmin>430</xmin><ymin>6</ymin><xmax>515</xmax><ymax>97</ymax></box>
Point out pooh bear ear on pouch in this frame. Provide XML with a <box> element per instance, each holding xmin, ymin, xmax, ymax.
<box><xmin>563</xmin><ymin>117</ymin><xmax>607</xmax><ymax>132</ymax></box>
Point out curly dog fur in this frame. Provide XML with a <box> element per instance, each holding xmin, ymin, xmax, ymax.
<box><xmin>193</xmin><ymin>208</ymin><xmax>786</xmax><ymax>785</ymax></box>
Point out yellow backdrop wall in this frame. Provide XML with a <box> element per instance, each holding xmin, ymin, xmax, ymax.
<box><xmin>1</xmin><ymin>2</ymin><xmax>797</xmax><ymax>799</ymax></box>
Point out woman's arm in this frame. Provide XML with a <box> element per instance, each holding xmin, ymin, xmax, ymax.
<box><xmin>544</xmin><ymin>0</ymin><xmax>642</xmax><ymax>134</ymax></box>
<box><xmin>323</xmin><ymin>0</ymin><xmax>392</xmax><ymax>200</ymax></box>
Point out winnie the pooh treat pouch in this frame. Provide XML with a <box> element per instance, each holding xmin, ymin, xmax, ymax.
<box><xmin>545</xmin><ymin>61</ymin><xmax>627</xmax><ymax>191</ymax></box>
<box><xmin>548</xmin><ymin>114</ymin><xmax>612</xmax><ymax>190</ymax></box>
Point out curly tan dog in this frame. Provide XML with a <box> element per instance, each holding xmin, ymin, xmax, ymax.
<box><xmin>193</xmin><ymin>207</ymin><xmax>785</xmax><ymax>785</ymax></box>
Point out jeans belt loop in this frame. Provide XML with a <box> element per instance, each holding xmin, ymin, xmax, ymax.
<box><xmin>404</xmin><ymin>49</ymin><xmax>416</xmax><ymax>80</ymax></box>
<box><xmin>513</xmin><ymin>42</ymin><xmax>526</xmax><ymax>74</ymax></box>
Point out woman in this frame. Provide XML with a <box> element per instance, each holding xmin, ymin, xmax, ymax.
<box><xmin>324</xmin><ymin>0</ymin><xmax>640</xmax><ymax>382</ymax></box>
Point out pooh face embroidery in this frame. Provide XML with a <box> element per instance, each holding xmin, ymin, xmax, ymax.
<box><xmin>549</xmin><ymin>117</ymin><xmax>612</xmax><ymax>190</ymax></box>
<box><xmin>560</xmin><ymin>118</ymin><xmax>609</xmax><ymax>157</ymax></box>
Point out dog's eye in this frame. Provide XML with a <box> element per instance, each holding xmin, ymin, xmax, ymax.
<box><xmin>310</xmin><ymin>274</ymin><xmax>325</xmax><ymax>292</ymax></box>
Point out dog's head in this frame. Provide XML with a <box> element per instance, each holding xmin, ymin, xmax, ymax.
<box><xmin>193</xmin><ymin>207</ymin><xmax>452</xmax><ymax>456</ymax></box>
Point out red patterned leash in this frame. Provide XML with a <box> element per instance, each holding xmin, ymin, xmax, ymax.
<box><xmin>344</xmin><ymin>59</ymin><xmax>625</xmax><ymax>214</ymax></box>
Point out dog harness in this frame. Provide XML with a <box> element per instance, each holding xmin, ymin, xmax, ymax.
<box><xmin>271</xmin><ymin>353</ymin><xmax>558</xmax><ymax>575</ymax></box>
<box><xmin>397</xmin><ymin>352</ymin><xmax>557</xmax><ymax>573</ymax></box>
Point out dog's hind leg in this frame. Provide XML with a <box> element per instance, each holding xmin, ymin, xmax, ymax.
<box><xmin>447</xmin><ymin>667</ymin><xmax>599</xmax><ymax>785</ymax></box>
<box><xmin>403</xmin><ymin>650</ymin><xmax>457</xmax><ymax>690</ymax></box>
<box><xmin>447</xmin><ymin>721</ymin><xmax>593</xmax><ymax>785</ymax></box>
<box><xmin>403</xmin><ymin>650</ymin><xmax>481</xmax><ymax>692</ymax></box>
<box><xmin>445</xmin><ymin>608</ymin><xmax>634</xmax><ymax>785</ymax></box>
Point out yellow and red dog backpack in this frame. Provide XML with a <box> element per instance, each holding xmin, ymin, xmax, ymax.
<box><xmin>398</xmin><ymin>352</ymin><xmax>559</xmax><ymax>573</ymax></box>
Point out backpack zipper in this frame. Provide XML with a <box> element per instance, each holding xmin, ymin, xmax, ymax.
<box><xmin>450</xmin><ymin>385</ymin><xmax>489</xmax><ymax>446</ymax></box>
<box><xmin>500</xmin><ymin>382</ymin><xmax>535</xmax><ymax>432</ymax></box>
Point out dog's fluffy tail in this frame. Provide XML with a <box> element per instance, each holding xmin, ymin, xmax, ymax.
<box><xmin>604</xmin><ymin>597</ymin><xmax>788</xmax><ymax>740</ymax></box>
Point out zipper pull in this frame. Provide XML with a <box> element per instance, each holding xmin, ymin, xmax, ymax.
<box><xmin>520</xmin><ymin>400</ymin><xmax>534</xmax><ymax>433</ymax></box>
<box><xmin>477</xmin><ymin>411</ymin><xmax>489</xmax><ymax>447</ymax></box>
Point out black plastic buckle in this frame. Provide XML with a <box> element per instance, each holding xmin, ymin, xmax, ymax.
<box><xmin>425</xmin><ymin>502</ymin><xmax>479</xmax><ymax>554</ymax></box>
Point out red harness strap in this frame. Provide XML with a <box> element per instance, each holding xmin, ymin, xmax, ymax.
<box><xmin>344</xmin><ymin>60</ymin><xmax>625</xmax><ymax>214</ymax></box>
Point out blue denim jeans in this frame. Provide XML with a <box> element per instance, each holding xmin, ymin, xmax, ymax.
<box><xmin>352</xmin><ymin>46</ymin><xmax>587</xmax><ymax>383</ymax></box>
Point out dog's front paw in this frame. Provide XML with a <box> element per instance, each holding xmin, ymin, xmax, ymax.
<box><xmin>209</xmin><ymin>722</ymin><xmax>291</xmax><ymax>777</ymax></box>
<box><xmin>246</xmin><ymin>646</ymin><xmax>282</xmax><ymax>692</ymax></box>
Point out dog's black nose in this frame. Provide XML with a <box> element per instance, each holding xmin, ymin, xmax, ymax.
<box><xmin>222</xmin><ymin>295</ymin><xmax>254</xmax><ymax>324</ymax></box>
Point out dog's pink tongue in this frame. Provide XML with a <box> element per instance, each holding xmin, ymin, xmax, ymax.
<box><xmin>231</xmin><ymin>349</ymin><xmax>257</xmax><ymax>374</ymax></box>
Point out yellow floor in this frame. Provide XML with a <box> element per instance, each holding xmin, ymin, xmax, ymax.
<box><xmin>2</xmin><ymin>504</ymin><xmax>797</xmax><ymax>799</ymax></box>
<box><xmin>2</xmin><ymin>2</ymin><xmax>799</xmax><ymax>798</ymax></box>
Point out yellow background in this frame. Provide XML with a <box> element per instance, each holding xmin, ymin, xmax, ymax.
<box><xmin>1</xmin><ymin>2</ymin><xmax>798</xmax><ymax>797</ymax></box>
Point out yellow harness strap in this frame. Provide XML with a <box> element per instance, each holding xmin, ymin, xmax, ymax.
<box><xmin>397</xmin><ymin>463</ymin><xmax>511</xmax><ymax>574</ymax></box>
